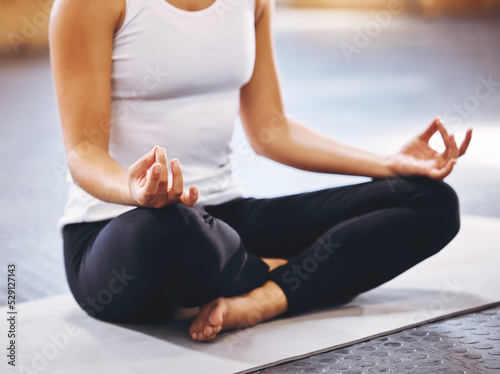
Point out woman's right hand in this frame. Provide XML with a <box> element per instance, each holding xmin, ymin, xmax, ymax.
<box><xmin>128</xmin><ymin>146</ymin><xmax>198</xmax><ymax>208</ymax></box>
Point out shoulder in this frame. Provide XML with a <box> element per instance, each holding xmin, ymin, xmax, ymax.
<box><xmin>50</xmin><ymin>0</ymin><xmax>125</xmax><ymax>35</ymax></box>
<box><xmin>255</xmin><ymin>0</ymin><xmax>273</xmax><ymax>23</ymax></box>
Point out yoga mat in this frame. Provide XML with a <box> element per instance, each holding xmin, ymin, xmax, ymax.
<box><xmin>1</xmin><ymin>215</ymin><xmax>499</xmax><ymax>374</ymax></box>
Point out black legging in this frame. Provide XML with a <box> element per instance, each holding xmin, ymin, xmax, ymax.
<box><xmin>63</xmin><ymin>177</ymin><xmax>460</xmax><ymax>323</ymax></box>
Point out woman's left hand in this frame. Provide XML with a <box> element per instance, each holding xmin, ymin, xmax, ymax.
<box><xmin>386</xmin><ymin>117</ymin><xmax>472</xmax><ymax>180</ymax></box>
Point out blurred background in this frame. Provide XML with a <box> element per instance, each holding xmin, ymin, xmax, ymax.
<box><xmin>1</xmin><ymin>0</ymin><xmax>499</xmax><ymax>305</ymax></box>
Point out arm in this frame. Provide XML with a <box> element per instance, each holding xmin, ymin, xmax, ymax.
<box><xmin>50</xmin><ymin>0</ymin><xmax>130</xmax><ymax>203</ymax></box>
<box><xmin>241</xmin><ymin>0</ymin><xmax>471</xmax><ymax>180</ymax></box>
<box><xmin>50</xmin><ymin>0</ymin><xmax>197</xmax><ymax>208</ymax></box>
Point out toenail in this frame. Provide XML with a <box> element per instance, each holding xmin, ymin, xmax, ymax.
<box><xmin>192</xmin><ymin>333</ymin><xmax>197</xmax><ymax>340</ymax></box>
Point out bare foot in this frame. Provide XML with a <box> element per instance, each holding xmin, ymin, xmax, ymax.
<box><xmin>189</xmin><ymin>281</ymin><xmax>288</xmax><ymax>342</ymax></box>
<box><xmin>261</xmin><ymin>257</ymin><xmax>288</xmax><ymax>272</ymax></box>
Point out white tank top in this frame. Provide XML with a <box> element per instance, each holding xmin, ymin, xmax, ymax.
<box><xmin>59</xmin><ymin>0</ymin><xmax>256</xmax><ymax>228</ymax></box>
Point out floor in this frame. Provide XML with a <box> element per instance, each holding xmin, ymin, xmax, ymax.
<box><xmin>250</xmin><ymin>304</ymin><xmax>500</xmax><ymax>374</ymax></box>
<box><xmin>1</xmin><ymin>6</ymin><xmax>499</xmax><ymax>373</ymax></box>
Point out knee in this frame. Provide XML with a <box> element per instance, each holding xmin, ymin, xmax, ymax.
<box><xmin>110</xmin><ymin>208</ymin><xmax>220</xmax><ymax>308</ymax></box>
<box><xmin>407</xmin><ymin>177</ymin><xmax>460</xmax><ymax>243</ymax></box>
<box><xmin>112</xmin><ymin>205</ymin><xmax>195</xmax><ymax>256</ymax></box>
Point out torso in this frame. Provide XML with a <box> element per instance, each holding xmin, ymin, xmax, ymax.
<box><xmin>59</xmin><ymin>0</ymin><xmax>258</xmax><ymax>228</ymax></box>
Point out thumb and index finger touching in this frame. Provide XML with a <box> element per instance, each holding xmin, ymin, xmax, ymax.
<box><xmin>419</xmin><ymin>117</ymin><xmax>473</xmax><ymax>159</ymax></box>
<box><xmin>128</xmin><ymin>145</ymin><xmax>199</xmax><ymax>207</ymax></box>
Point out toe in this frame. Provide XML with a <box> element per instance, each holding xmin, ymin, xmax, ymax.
<box><xmin>203</xmin><ymin>326</ymin><xmax>213</xmax><ymax>337</ymax></box>
<box><xmin>189</xmin><ymin>298</ymin><xmax>226</xmax><ymax>343</ymax></box>
<box><xmin>189</xmin><ymin>322</ymin><xmax>201</xmax><ymax>337</ymax></box>
<box><xmin>213</xmin><ymin>324</ymin><xmax>222</xmax><ymax>335</ymax></box>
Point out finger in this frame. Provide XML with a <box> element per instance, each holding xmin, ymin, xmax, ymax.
<box><xmin>180</xmin><ymin>185</ymin><xmax>199</xmax><ymax>207</ymax></box>
<box><xmin>143</xmin><ymin>163</ymin><xmax>161</xmax><ymax>200</ymax></box>
<box><xmin>447</xmin><ymin>134</ymin><xmax>459</xmax><ymax>160</ymax></box>
<box><xmin>435</xmin><ymin>120</ymin><xmax>453</xmax><ymax>160</ymax></box>
<box><xmin>418</xmin><ymin>117</ymin><xmax>440</xmax><ymax>142</ymax></box>
<box><xmin>168</xmin><ymin>159</ymin><xmax>184</xmax><ymax>201</ymax></box>
<box><xmin>458</xmin><ymin>128</ymin><xmax>473</xmax><ymax>157</ymax></box>
<box><xmin>435</xmin><ymin>119</ymin><xmax>450</xmax><ymax>142</ymax></box>
<box><xmin>129</xmin><ymin>145</ymin><xmax>158</xmax><ymax>177</ymax></box>
<box><xmin>430</xmin><ymin>158</ymin><xmax>456</xmax><ymax>180</ymax></box>
<box><xmin>156</xmin><ymin>147</ymin><xmax>169</xmax><ymax>193</ymax></box>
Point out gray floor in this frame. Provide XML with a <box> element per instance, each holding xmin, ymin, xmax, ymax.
<box><xmin>250</xmin><ymin>303</ymin><xmax>500</xmax><ymax>374</ymax></box>
<box><xmin>0</xmin><ymin>8</ymin><xmax>499</xmax><ymax>371</ymax></box>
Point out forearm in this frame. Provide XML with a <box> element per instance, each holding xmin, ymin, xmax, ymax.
<box><xmin>66</xmin><ymin>144</ymin><xmax>135</xmax><ymax>206</ymax></box>
<box><xmin>258</xmin><ymin>118</ymin><xmax>396</xmax><ymax>178</ymax></box>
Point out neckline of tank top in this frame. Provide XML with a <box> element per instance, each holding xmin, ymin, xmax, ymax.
<box><xmin>154</xmin><ymin>0</ymin><xmax>222</xmax><ymax>17</ymax></box>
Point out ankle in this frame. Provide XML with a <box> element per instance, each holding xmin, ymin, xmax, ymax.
<box><xmin>248</xmin><ymin>281</ymin><xmax>288</xmax><ymax>320</ymax></box>
<box><xmin>261</xmin><ymin>257</ymin><xmax>288</xmax><ymax>272</ymax></box>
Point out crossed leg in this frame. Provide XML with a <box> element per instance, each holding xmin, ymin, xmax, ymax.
<box><xmin>190</xmin><ymin>177</ymin><xmax>460</xmax><ymax>341</ymax></box>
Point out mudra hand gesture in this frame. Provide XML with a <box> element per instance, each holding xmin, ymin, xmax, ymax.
<box><xmin>387</xmin><ymin>117</ymin><xmax>472</xmax><ymax>180</ymax></box>
<box><xmin>128</xmin><ymin>145</ymin><xmax>199</xmax><ymax>208</ymax></box>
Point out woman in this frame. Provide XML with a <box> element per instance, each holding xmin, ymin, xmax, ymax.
<box><xmin>49</xmin><ymin>0</ymin><xmax>472</xmax><ymax>342</ymax></box>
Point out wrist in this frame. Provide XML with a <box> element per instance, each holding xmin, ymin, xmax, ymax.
<box><xmin>123</xmin><ymin>176</ymin><xmax>140</xmax><ymax>206</ymax></box>
<box><xmin>380</xmin><ymin>155</ymin><xmax>398</xmax><ymax>178</ymax></box>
